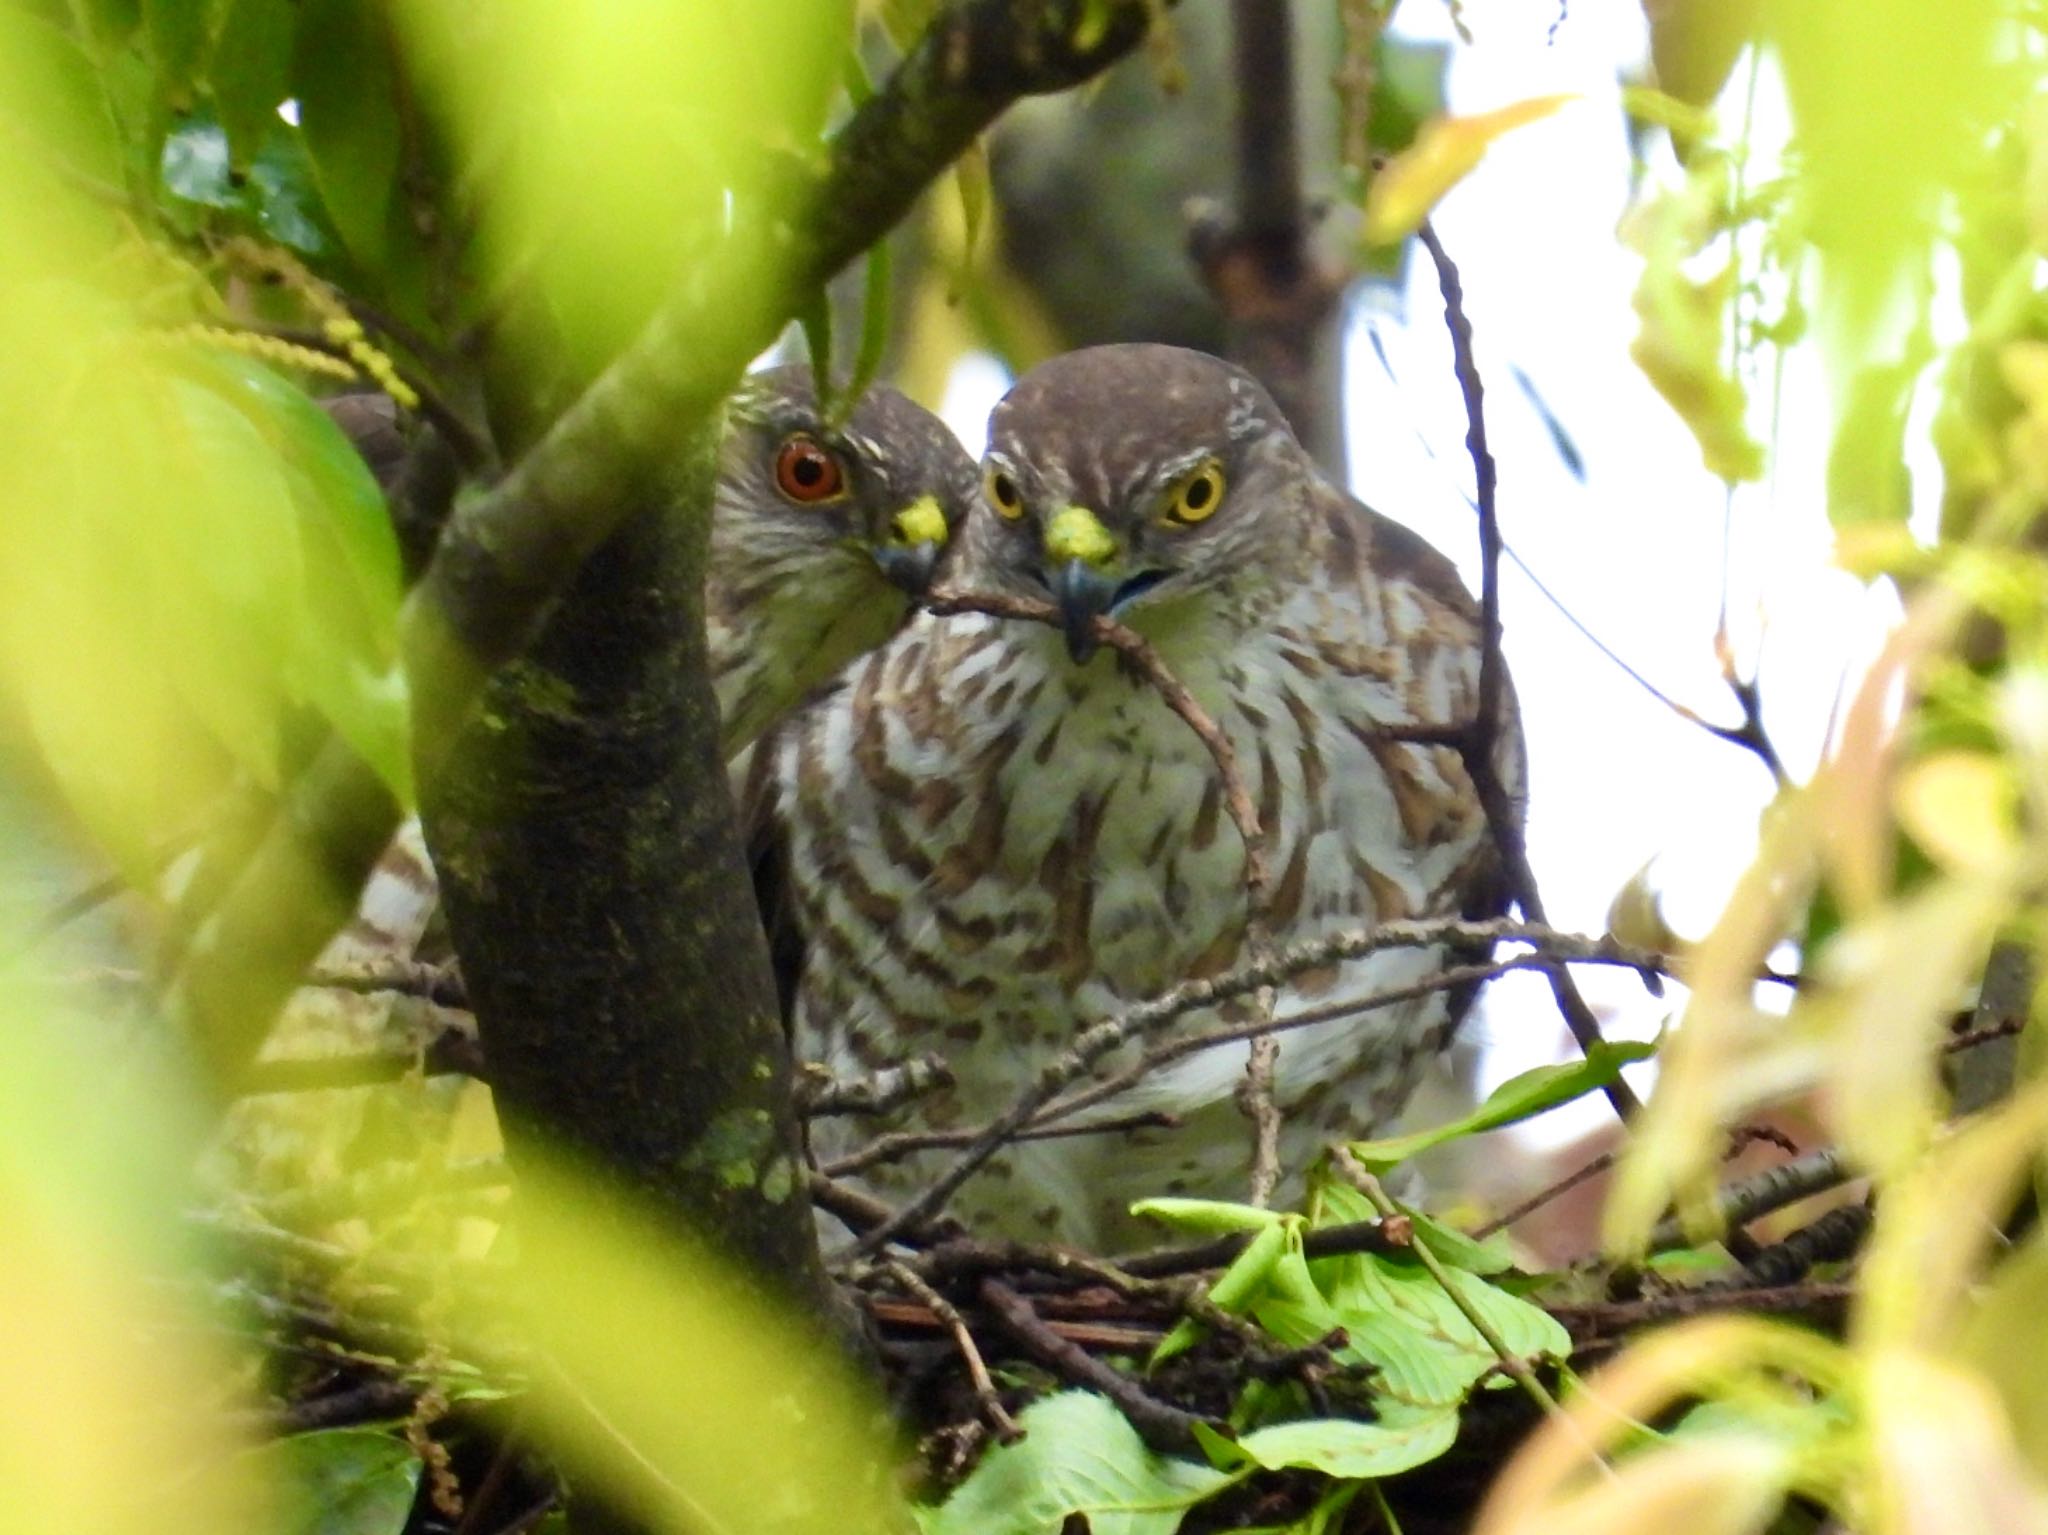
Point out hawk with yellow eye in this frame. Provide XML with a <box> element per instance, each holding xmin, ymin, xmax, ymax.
<box><xmin>771</xmin><ymin>343</ymin><xmax>1525</xmax><ymax>1249</ymax></box>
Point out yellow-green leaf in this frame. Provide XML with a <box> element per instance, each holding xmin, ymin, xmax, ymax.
<box><xmin>1361</xmin><ymin>95</ymin><xmax>1574</xmax><ymax>245</ymax></box>
<box><xmin>1893</xmin><ymin>750</ymin><xmax>2015</xmax><ymax>876</ymax></box>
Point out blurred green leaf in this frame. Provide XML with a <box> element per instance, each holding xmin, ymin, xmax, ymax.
<box><xmin>481</xmin><ymin>1149</ymin><xmax>903</xmax><ymax>1535</ymax></box>
<box><xmin>0</xmin><ymin>7</ymin><xmax>125</xmax><ymax>187</ymax></box>
<box><xmin>156</xmin><ymin>369</ymin><xmax>308</xmax><ymax>785</ymax></box>
<box><xmin>1642</xmin><ymin>0</ymin><xmax>1759</xmax><ymax>113</ymax></box>
<box><xmin>1346</xmin><ymin>1035</ymin><xmax>1658</xmax><ymax>1173</ymax></box>
<box><xmin>74</xmin><ymin>0</ymin><xmax>142</xmax><ymax>53</ymax></box>
<box><xmin>1765</xmin><ymin>0</ymin><xmax>2002</xmax><ymax>350</ymax></box>
<box><xmin>956</xmin><ymin>138</ymin><xmax>990</xmax><ymax>266</ymax></box>
<box><xmin>918</xmin><ymin>1392</ymin><xmax>1229</xmax><ymax>1535</ymax></box>
<box><xmin>879</xmin><ymin>0</ymin><xmax>939</xmax><ymax>50</ymax></box>
<box><xmin>144</xmin><ymin>0</ymin><xmax>214</xmax><ymax>111</ymax></box>
<box><xmin>0</xmin><ymin>966</ymin><xmax>266</xmax><ymax>1534</ymax></box>
<box><xmin>178</xmin><ymin>349</ymin><xmax>403</xmax><ymax>645</ymax></box>
<box><xmin>293</xmin><ymin>0</ymin><xmax>399</xmax><ymax>269</ymax></box>
<box><xmin>245</xmin><ymin>1429</ymin><xmax>422</xmax><ymax>1535</ymax></box>
<box><xmin>1625</xmin><ymin>151</ymin><xmax>1765</xmax><ymax>483</ymax></box>
<box><xmin>1826</xmin><ymin>354</ymin><xmax>1925</xmax><ymax>529</ymax></box>
<box><xmin>171</xmin><ymin>348</ymin><xmax>409</xmax><ymax>800</ymax></box>
<box><xmin>843</xmin><ymin>239</ymin><xmax>893</xmax><ymax>412</ymax></box>
<box><xmin>1959</xmin><ymin>1232</ymin><xmax>2048</xmax><ymax>1478</ymax></box>
<box><xmin>404</xmin><ymin>3</ymin><xmax>851</xmax><ymax>392</ymax></box>
<box><xmin>210</xmin><ymin>0</ymin><xmax>295</xmax><ymax>173</ymax></box>
<box><xmin>1232</xmin><ymin>1408</ymin><xmax>1458</xmax><ymax>1479</ymax></box>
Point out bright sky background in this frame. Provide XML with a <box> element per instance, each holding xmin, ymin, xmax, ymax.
<box><xmin>937</xmin><ymin>0</ymin><xmax>1917</xmax><ymax>1160</ymax></box>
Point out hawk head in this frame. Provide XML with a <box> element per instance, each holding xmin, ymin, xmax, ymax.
<box><xmin>710</xmin><ymin>367</ymin><xmax>974</xmax><ymax>752</ymax></box>
<box><xmin>720</xmin><ymin>365</ymin><xmax>971</xmax><ymax>596</ymax></box>
<box><xmin>978</xmin><ymin>344</ymin><xmax>1310</xmax><ymax>662</ymax></box>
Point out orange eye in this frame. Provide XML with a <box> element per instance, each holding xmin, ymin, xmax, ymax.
<box><xmin>774</xmin><ymin>435</ymin><xmax>847</xmax><ymax>502</ymax></box>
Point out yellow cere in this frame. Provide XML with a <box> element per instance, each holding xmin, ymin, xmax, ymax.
<box><xmin>891</xmin><ymin>494</ymin><xmax>950</xmax><ymax>548</ymax></box>
<box><xmin>1044</xmin><ymin>504</ymin><xmax>1119</xmax><ymax>569</ymax></box>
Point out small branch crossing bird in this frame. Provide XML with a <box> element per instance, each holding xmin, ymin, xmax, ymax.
<box><xmin>773</xmin><ymin>344</ymin><xmax>1524</xmax><ymax>1248</ymax></box>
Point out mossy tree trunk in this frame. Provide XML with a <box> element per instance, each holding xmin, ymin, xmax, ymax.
<box><xmin>419</xmin><ymin>426</ymin><xmax>830</xmax><ymax>1315</ymax></box>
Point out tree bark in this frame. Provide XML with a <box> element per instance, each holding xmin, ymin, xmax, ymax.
<box><xmin>419</xmin><ymin>422</ymin><xmax>832</xmax><ymax>1314</ymax></box>
<box><xmin>1193</xmin><ymin>0</ymin><xmax>1348</xmax><ymax>478</ymax></box>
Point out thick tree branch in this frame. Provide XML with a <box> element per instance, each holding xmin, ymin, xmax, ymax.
<box><xmin>1190</xmin><ymin>0</ymin><xmax>1347</xmax><ymax>476</ymax></box>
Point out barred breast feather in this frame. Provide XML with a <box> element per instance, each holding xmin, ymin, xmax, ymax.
<box><xmin>778</xmin><ymin>483</ymin><xmax>1523</xmax><ymax>1248</ymax></box>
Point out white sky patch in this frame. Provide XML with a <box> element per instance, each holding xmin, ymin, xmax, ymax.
<box><xmin>937</xmin><ymin>351</ymin><xmax>1011</xmax><ymax>456</ymax></box>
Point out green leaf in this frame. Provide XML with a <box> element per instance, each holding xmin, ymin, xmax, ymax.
<box><xmin>1396</xmin><ymin>1204</ymin><xmax>1516</xmax><ymax>1277</ymax></box>
<box><xmin>0</xmin><ymin>8</ymin><xmax>126</xmax><ymax>187</ymax></box>
<box><xmin>1766</xmin><ymin>0</ymin><xmax>2003</xmax><ymax>353</ymax></box>
<box><xmin>243</xmin><ymin>1428</ymin><xmax>421</xmax><ymax>1535</ymax></box>
<box><xmin>1235</xmin><ymin>1407</ymin><xmax>1458</xmax><ymax>1479</ymax></box>
<box><xmin>1345</xmin><ymin>1034</ymin><xmax>1658</xmax><ymax>1172</ymax></box>
<box><xmin>170</xmin><ymin>347</ymin><xmax>409</xmax><ymax>800</ymax></box>
<box><xmin>74</xmin><ymin>0</ymin><xmax>143</xmax><ymax>54</ymax></box>
<box><xmin>1826</xmin><ymin>354</ymin><xmax>1924</xmax><ymax>530</ymax></box>
<box><xmin>956</xmin><ymin>137</ymin><xmax>990</xmax><ymax>265</ymax></box>
<box><xmin>918</xmin><ymin>1392</ymin><xmax>1231</xmax><ymax>1535</ymax></box>
<box><xmin>1129</xmin><ymin>1197</ymin><xmax>1287</xmax><ymax>1236</ymax></box>
<box><xmin>159</xmin><ymin>111</ymin><xmax>336</xmax><ymax>254</ymax></box>
<box><xmin>879</xmin><ymin>0</ymin><xmax>940</xmax><ymax>49</ymax></box>
<box><xmin>209</xmin><ymin>0</ymin><xmax>294</xmax><ymax>173</ymax></box>
<box><xmin>292</xmin><ymin>0</ymin><xmax>399</xmax><ymax>268</ymax></box>
<box><xmin>1310</xmin><ymin>1174</ymin><xmax>1514</xmax><ymax>1276</ymax></box>
<box><xmin>841</xmin><ymin>239</ymin><xmax>893</xmax><ymax>419</ymax></box>
<box><xmin>180</xmin><ymin>349</ymin><xmax>402</xmax><ymax>628</ymax></box>
<box><xmin>1152</xmin><ymin>1218</ymin><xmax>1290</xmax><ymax>1366</ymax></box>
<box><xmin>144</xmin><ymin>0</ymin><xmax>215</xmax><ymax>111</ymax></box>
<box><xmin>1312</xmin><ymin>1251</ymin><xmax>1571</xmax><ymax>1410</ymax></box>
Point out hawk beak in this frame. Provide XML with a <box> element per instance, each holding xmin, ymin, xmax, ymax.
<box><xmin>1051</xmin><ymin>559</ymin><xmax>1120</xmax><ymax>663</ymax></box>
<box><xmin>871</xmin><ymin>495</ymin><xmax>950</xmax><ymax>595</ymax></box>
<box><xmin>1043</xmin><ymin>504</ymin><xmax>1122</xmax><ymax>664</ymax></box>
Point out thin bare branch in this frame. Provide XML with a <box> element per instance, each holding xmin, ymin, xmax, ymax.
<box><xmin>850</xmin><ymin>921</ymin><xmax>1656</xmax><ymax>1253</ymax></box>
<box><xmin>1415</xmin><ymin>219</ymin><xmax>1642</xmax><ymax>1124</ymax></box>
<box><xmin>1471</xmin><ymin>1151</ymin><xmax>1617</xmax><ymax>1242</ymax></box>
<box><xmin>1646</xmin><ymin>1147</ymin><xmax>1851</xmax><ymax>1255</ymax></box>
<box><xmin>886</xmin><ymin>1262</ymin><xmax>1023</xmax><ymax>1443</ymax></box>
<box><xmin>978</xmin><ymin>1276</ymin><xmax>1210</xmax><ymax>1452</ymax></box>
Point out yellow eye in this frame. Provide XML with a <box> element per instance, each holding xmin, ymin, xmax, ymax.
<box><xmin>1164</xmin><ymin>461</ymin><xmax>1225</xmax><ymax>525</ymax></box>
<box><xmin>984</xmin><ymin>465</ymin><xmax>1024</xmax><ymax>519</ymax></box>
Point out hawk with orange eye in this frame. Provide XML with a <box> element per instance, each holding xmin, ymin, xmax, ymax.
<box><xmin>709</xmin><ymin>365</ymin><xmax>974</xmax><ymax>754</ymax></box>
<box><xmin>768</xmin><ymin>344</ymin><xmax>1527</xmax><ymax>1248</ymax></box>
<box><xmin>312</xmin><ymin>367</ymin><xmax>972</xmax><ymax>1025</ymax></box>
